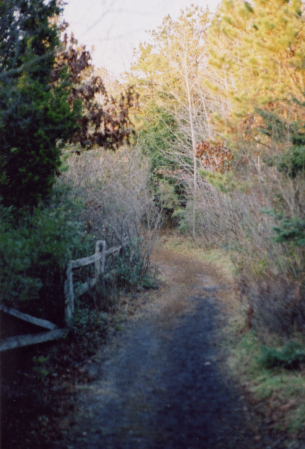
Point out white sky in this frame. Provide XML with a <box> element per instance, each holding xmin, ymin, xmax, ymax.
<box><xmin>62</xmin><ymin>0</ymin><xmax>221</xmax><ymax>78</ymax></box>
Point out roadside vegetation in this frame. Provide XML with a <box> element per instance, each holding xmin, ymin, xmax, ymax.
<box><xmin>0</xmin><ymin>0</ymin><xmax>156</xmax><ymax>323</ymax></box>
<box><xmin>1</xmin><ymin>3</ymin><xmax>158</xmax><ymax>446</ymax></box>
<box><xmin>125</xmin><ymin>1</ymin><xmax>305</xmax><ymax>437</ymax></box>
<box><xmin>1</xmin><ymin>0</ymin><xmax>305</xmax><ymax>446</ymax></box>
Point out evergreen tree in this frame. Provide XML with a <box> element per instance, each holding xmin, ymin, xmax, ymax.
<box><xmin>0</xmin><ymin>0</ymin><xmax>80</xmax><ymax>208</ymax></box>
<box><xmin>208</xmin><ymin>0</ymin><xmax>305</xmax><ymax>119</ymax></box>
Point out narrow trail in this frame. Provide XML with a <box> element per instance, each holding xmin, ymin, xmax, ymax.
<box><xmin>53</xmin><ymin>246</ymin><xmax>282</xmax><ymax>449</ymax></box>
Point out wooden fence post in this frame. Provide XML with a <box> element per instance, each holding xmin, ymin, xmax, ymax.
<box><xmin>64</xmin><ymin>239</ymin><xmax>121</xmax><ymax>324</ymax></box>
<box><xmin>94</xmin><ymin>240</ymin><xmax>107</xmax><ymax>279</ymax></box>
<box><xmin>64</xmin><ymin>260</ymin><xmax>74</xmax><ymax>325</ymax></box>
<box><xmin>94</xmin><ymin>240</ymin><xmax>102</xmax><ymax>278</ymax></box>
<box><xmin>101</xmin><ymin>240</ymin><xmax>107</xmax><ymax>274</ymax></box>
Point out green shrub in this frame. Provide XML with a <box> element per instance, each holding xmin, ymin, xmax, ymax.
<box><xmin>96</xmin><ymin>239</ymin><xmax>156</xmax><ymax>301</ymax></box>
<box><xmin>262</xmin><ymin>209</ymin><xmax>305</xmax><ymax>248</ymax></box>
<box><xmin>0</xmin><ymin>187</ymin><xmax>92</xmax><ymax>323</ymax></box>
<box><xmin>32</xmin><ymin>355</ymin><xmax>51</xmax><ymax>378</ymax></box>
<box><xmin>70</xmin><ymin>299</ymin><xmax>109</xmax><ymax>355</ymax></box>
<box><xmin>199</xmin><ymin>169</ymin><xmax>236</xmax><ymax>193</ymax></box>
<box><xmin>71</xmin><ymin>306</ymin><xmax>108</xmax><ymax>338</ymax></box>
<box><xmin>259</xmin><ymin>342</ymin><xmax>305</xmax><ymax>370</ymax></box>
<box><xmin>273</xmin><ymin>216</ymin><xmax>305</xmax><ymax>247</ymax></box>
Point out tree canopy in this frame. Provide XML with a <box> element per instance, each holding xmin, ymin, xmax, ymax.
<box><xmin>208</xmin><ymin>0</ymin><xmax>305</xmax><ymax>118</ymax></box>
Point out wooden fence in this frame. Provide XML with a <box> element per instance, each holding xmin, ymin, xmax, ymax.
<box><xmin>0</xmin><ymin>304</ymin><xmax>68</xmax><ymax>351</ymax></box>
<box><xmin>0</xmin><ymin>240</ymin><xmax>123</xmax><ymax>352</ymax></box>
<box><xmin>64</xmin><ymin>239</ymin><xmax>122</xmax><ymax>323</ymax></box>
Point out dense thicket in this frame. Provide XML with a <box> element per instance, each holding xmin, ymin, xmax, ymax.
<box><xmin>129</xmin><ymin>7</ymin><xmax>224</xmax><ymax>223</ymax></box>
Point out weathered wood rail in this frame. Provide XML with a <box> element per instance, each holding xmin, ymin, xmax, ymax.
<box><xmin>0</xmin><ymin>304</ymin><xmax>57</xmax><ymax>330</ymax></box>
<box><xmin>0</xmin><ymin>303</ymin><xmax>69</xmax><ymax>352</ymax></box>
<box><xmin>64</xmin><ymin>239</ymin><xmax>122</xmax><ymax>324</ymax></box>
<box><xmin>0</xmin><ymin>329</ymin><xmax>69</xmax><ymax>352</ymax></box>
<box><xmin>0</xmin><ymin>240</ymin><xmax>123</xmax><ymax>352</ymax></box>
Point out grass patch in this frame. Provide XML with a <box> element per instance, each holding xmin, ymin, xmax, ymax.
<box><xmin>289</xmin><ymin>404</ymin><xmax>305</xmax><ymax>433</ymax></box>
<box><xmin>161</xmin><ymin>233</ymin><xmax>235</xmax><ymax>279</ymax></box>
<box><xmin>259</xmin><ymin>342</ymin><xmax>305</xmax><ymax>370</ymax></box>
<box><xmin>227</xmin><ymin>329</ymin><xmax>305</xmax><ymax>435</ymax></box>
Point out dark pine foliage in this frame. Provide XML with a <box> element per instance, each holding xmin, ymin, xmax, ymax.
<box><xmin>0</xmin><ymin>0</ymin><xmax>81</xmax><ymax>208</ymax></box>
<box><xmin>0</xmin><ymin>1</ymin><xmax>137</xmax><ymax>209</ymax></box>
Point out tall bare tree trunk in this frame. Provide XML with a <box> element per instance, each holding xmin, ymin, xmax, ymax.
<box><xmin>185</xmin><ymin>70</ymin><xmax>197</xmax><ymax>192</ymax></box>
<box><xmin>184</xmin><ymin>59</ymin><xmax>197</xmax><ymax>238</ymax></box>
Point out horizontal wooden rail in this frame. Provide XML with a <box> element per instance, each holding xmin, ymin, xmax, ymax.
<box><xmin>71</xmin><ymin>244</ymin><xmax>121</xmax><ymax>270</ymax></box>
<box><xmin>65</xmin><ymin>240</ymin><xmax>126</xmax><ymax>324</ymax></box>
<box><xmin>105</xmin><ymin>245</ymin><xmax>121</xmax><ymax>256</ymax></box>
<box><xmin>0</xmin><ymin>329</ymin><xmax>68</xmax><ymax>352</ymax></box>
<box><xmin>75</xmin><ymin>277</ymin><xmax>98</xmax><ymax>298</ymax></box>
<box><xmin>0</xmin><ymin>304</ymin><xmax>57</xmax><ymax>330</ymax></box>
<box><xmin>71</xmin><ymin>252</ymin><xmax>102</xmax><ymax>269</ymax></box>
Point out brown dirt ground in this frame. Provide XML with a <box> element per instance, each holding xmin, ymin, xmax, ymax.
<box><xmin>2</xmin><ymin>241</ymin><xmax>304</xmax><ymax>449</ymax></box>
<box><xmin>51</xmin><ymin>243</ymin><xmax>291</xmax><ymax>449</ymax></box>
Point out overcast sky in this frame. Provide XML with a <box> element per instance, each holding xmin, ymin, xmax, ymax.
<box><xmin>62</xmin><ymin>0</ymin><xmax>221</xmax><ymax>78</ymax></box>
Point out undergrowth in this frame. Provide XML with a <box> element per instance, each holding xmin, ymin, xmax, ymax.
<box><xmin>259</xmin><ymin>342</ymin><xmax>305</xmax><ymax>370</ymax></box>
<box><xmin>0</xmin><ymin>185</ymin><xmax>93</xmax><ymax>325</ymax></box>
<box><xmin>227</xmin><ymin>327</ymin><xmax>305</xmax><ymax>435</ymax></box>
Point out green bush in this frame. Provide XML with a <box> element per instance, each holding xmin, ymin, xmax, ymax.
<box><xmin>135</xmin><ymin>102</ymin><xmax>186</xmax><ymax>221</ymax></box>
<box><xmin>0</xmin><ymin>187</ymin><xmax>92</xmax><ymax>323</ymax></box>
<box><xmin>71</xmin><ymin>306</ymin><xmax>108</xmax><ymax>338</ymax></box>
<box><xmin>32</xmin><ymin>355</ymin><xmax>51</xmax><ymax>378</ymax></box>
<box><xmin>273</xmin><ymin>216</ymin><xmax>305</xmax><ymax>247</ymax></box>
<box><xmin>259</xmin><ymin>342</ymin><xmax>305</xmax><ymax>370</ymax></box>
<box><xmin>262</xmin><ymin>209</ymin><xmax>305</xmax><ymax>248</ymax></box>
<box><xmin>70</xmin><ymin>298</ymin><xmax>109</xmax><ymax>355</ymax></box>
<box><xmin>199</xmin><ymin>169</ymin><xmax>236</xmax><ymax>193</ymax></box>
<box><xmin>96</xmin><ymin>239</ymin><xmax>156</xmax><ymax>297</ymax></box>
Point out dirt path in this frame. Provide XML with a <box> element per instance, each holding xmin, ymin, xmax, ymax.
<box><xmin>53</xmin><ymin>246</ymin><xmax>283</xmax><ymax>449</ymax></box>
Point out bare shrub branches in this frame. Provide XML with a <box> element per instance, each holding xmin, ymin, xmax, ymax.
<box><xmin>60</xmin><ymin>146</ymin><xmax>161</xmax><ymax>307</ymax></box>
<box><xmin>63</xmin><ymin>146</ymin><xmax>160</xmax><ymax>242</ymax></box>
